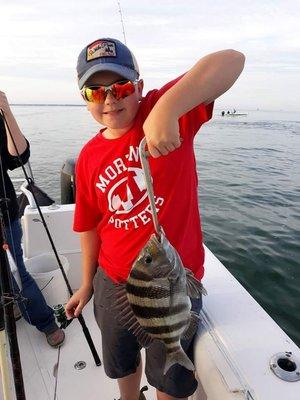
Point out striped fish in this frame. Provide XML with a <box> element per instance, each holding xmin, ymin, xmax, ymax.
<box><xmin>115</xmin><ymin>231</ymin><xmax>207</xmax><ymax>375</ymax></box>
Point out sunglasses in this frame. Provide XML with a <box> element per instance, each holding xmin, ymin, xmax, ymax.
<box><xmin>81</xmin><ymin>79</ymin><xmax>138</xmax><ymax>103</ymax></box>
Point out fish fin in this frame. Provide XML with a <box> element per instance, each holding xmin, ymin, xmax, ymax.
<box><xmin>185</xmin><ymin>269</ymin><xmax>207</xmax><ymax>298</ymax></box>
<box><xmin>112</xmin><ymin>285</ymin><xmax>129</xmax><ymax>310</ymax></box>
<box><xmin>113</xmin><ymin>285</ymin><xmax>154</xmax><ymax>348</ymax></box>
<box><xmin>131</xmin><ymin>325</ymin><xmax>154</xmax><ymax>348</ymax></box>
<box><xmin>163</xmin><ymin>347</ymin><xmax>195</xmax><ymax>375</ymax></box>
<box><xmin>181</xmin><ymin>311</ymin><xmax>200</xmax><ymax>341</ymax></box>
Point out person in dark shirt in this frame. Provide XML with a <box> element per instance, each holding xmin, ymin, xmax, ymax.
<box><xmin>0</xmin><ymin>91</ymin><xmax>64</xmax><ymax>347</ymax></box>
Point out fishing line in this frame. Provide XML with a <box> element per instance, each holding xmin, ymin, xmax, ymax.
<box><xmin>0</xmin><ymin>109</ymin><xmax>101</xmax><ymax>366</ymax></box>
<box><xmin>39</xmin><ymin>276</ymin><xmax>54</xmax><ymax>292</ymax></box>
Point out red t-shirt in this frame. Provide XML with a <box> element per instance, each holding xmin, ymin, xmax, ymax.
<box><xmin>74</xmin><ymin>77</ymin><xmax>214</xmax><ymax>282</ymax></box>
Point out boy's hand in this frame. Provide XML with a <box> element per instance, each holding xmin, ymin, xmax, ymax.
<box><xmin>65</xmin><ymin>285</ymin><xmax>93</xmax><ymax>319</ymax></box>
<box><xmin>143</xmin><ymin>110</ymin><xmax>182</xmax><ymax>158</ymax></box>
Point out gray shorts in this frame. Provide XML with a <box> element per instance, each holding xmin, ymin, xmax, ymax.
<box><xmin>93</xmin><ymin>268</ymin><xmax>202</xmax><ymax>398</ymax></box>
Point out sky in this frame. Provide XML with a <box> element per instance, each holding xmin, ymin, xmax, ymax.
<box><xmin>0</xmin><ymin>0</ymin><xmax>299</xmax><ymax>111</ymax></box>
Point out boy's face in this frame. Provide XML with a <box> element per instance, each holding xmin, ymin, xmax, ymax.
<box><xmin>84</xmin><ymin>71</ymin><xmax>143</xmax><ymax>134</ymax></box>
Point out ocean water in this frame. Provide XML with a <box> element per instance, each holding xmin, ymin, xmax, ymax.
<box><xmin>9</xmin><ymin>105</ymin><xmax>300</xmax><ymax>346</ymax></box>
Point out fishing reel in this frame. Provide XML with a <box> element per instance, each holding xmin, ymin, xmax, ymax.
<box><xmin>53</xmin><ymin>304</ymin><xmax>73</xmax><ymax>329</ymax></box>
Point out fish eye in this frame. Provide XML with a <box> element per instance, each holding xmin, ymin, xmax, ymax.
<box><xmin>144</xmin><ymin>254</ymin><xmax>152</xmax><ymax>264</ymax></box>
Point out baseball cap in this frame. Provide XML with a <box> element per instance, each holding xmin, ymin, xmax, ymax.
<box><xmin>77</xmin><ymin>38</ymin><xmax>140</xmax><ymax>89</ymax></box>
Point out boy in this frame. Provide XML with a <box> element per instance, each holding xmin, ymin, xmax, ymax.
<box><xmin>66</xmin><ymin>38</ymin><xmax>245</xmax><ymax>400</ymax></box>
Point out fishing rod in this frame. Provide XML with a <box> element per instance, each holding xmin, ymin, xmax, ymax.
<box><xmin>117</xmin><ymin>0</ymin><xmax>127</xmax><ymax>44</ymax></box>
<box><xmin>0</xmin><ymin>301</ymin><xmax>12</xmax><ymax>400</ymax></box>
<box><xmin>0</xmin><ymin>109</ymin><xmax>101</xmax><ymax>367</ymax></box>
<box><xmin>0</xmin><ymin>199</ymin><xmax>26</xmax><ymax>399</ymax></box>
<box><xmin>0</xmin><ymin>307</ymin><xmax>12</xmax><ymax>400</ymax></box>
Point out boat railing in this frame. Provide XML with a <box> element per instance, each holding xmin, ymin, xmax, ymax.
<box><xmin>10</xmin><ymin>161</ymin><xmax>34</xmax><ymax>196</ymax></box>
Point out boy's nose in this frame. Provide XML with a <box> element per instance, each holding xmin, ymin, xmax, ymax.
<box><xmin>104</xmin><ymin>90</ymin><xmax>117</xmax><ymax>104</ymax></box>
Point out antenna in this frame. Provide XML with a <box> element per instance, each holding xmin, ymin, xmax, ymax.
<box><xmin>117</xmin><ymin>0</ymin><xmax>127</xmax><ymax>44</ymax></box>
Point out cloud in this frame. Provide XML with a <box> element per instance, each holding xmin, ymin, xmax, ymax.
<box><xmin>0</xmin><ymin>0</ymin><xmax>299</xmax><ymax>109</ymax></box>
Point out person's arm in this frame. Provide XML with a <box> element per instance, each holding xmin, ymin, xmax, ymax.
<box><xmin>80</xmin><ymin>228</ymin><xmax>100</xmax><ymax>288</ymax></box>
<box><xmin>143</xmin><ymin>49</ymin><xmax>245</xmax><ymax>157</ymax></box>
<box><xmin>65</xmin><ymin>227</ymin><xmax>100</xmax><ymax>318</ymax></box>
<box><xmin>0</xmin><ymin>91</ymin><xmax>28</xmax><ymax>156</ymax></box>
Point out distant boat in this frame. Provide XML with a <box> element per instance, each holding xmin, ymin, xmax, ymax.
<box><xmin>221</xmin><ymin>110</ymin><xmax>248</xmax><ymax>116</ymax></box>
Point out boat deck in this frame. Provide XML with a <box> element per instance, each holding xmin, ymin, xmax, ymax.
<box><xmin>4</xmin><ymin>301</ymin><xmax>156</xmax><ymax>400</ymax></box>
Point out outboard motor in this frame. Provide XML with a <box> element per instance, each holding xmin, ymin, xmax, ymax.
<box><xmin>61</xmin><ymin>158</ymin><xmax>77</xmax><ymax>204</ymax></box>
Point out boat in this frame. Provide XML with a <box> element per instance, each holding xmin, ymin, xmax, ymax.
<box><xmin>0</xmin><ymin>163</ymin><xmax>299</xmax><ymax>400</ymax></box>
<box><xmin>221</xmin><ymin>110</ymin><xmax>248</xmax><ymax>117</ymax></box>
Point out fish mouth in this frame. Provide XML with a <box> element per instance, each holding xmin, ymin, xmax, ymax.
<box><xmin>145</xmin><ymin>234</ymin><xmax>162</xmax><ymax>255</ymax></box>
<box><xmin>146</xmin><ymin>233</ymin><xmax>177</xmax><ymax>264</ymax></box>
<box><xmin>148</xmin><ymin>233</ymin><xmax>161</xmax><ymax>247</ymax></box>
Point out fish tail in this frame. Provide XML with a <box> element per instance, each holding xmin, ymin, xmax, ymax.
<box><xmin>163</xmin><ymin>347</ymin><xmax>195</xmax><ymax>375</ymax></box>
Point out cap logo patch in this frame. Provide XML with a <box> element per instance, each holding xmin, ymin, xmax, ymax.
<box><xmin>87</xmin><ymin>40</ymin><xmax>116</xmax><ymax>61</ymax></box>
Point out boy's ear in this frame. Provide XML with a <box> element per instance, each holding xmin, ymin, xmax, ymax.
<box><xmin>138</xmin><ymin>79</ymin><xmax>144</xmax><ymax>99</ymax></box>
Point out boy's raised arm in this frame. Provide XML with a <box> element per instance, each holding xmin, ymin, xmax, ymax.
<box><xmin>143</xmin><ymin>49</ymin><xmax>245</xmax><ymax>158</ymax></box>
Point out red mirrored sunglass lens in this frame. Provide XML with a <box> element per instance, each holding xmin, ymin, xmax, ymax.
<box><xmin>83</xmin><ymin>87</ymin><xmax>106</xmax><ymax>102</ymax></box>
<box><xmin>111</xmin><ymin>81</ymin><xmax>136</xmax><ymax>100</ymax></box>
<box><xmin>82</xmin><ymin>80</ymin><xmax>136</xmax><ymax>103</ymax></box>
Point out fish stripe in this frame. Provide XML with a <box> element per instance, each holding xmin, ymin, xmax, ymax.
<box><xmin>163</xmin><ymin>336</ymin><xmax>181</xmax><ymax>344</ymax></box>
<box><xmin>138</xmin><ymin>309</ymin><xmax>188</xmax><ymax>329</ymax></box>
<box><xmin>129</xmin><ymin>269</ymin><xmax>152</xmax><ymax>282</ymax></box>
<box><xmin>150</xmin><ymin>331</ymin><xmax>181</xmax><ymax>340</ymax></box>
<box><xmin>142</xmin><ymin>319</ymin><xmax>187</xmax><ymax>334</ymax></box>
<box><xmin>126</xmin><ymin>282</ymin><xmax>170</xmax><ymax>299</ymax></box>
<box><xmin>130</xmin><ymin>302</ymin><xmax>187</xmax><ymax>319</ymax></box>
<box><xmin>166</xmin><ymin>345</ymin><xmax>181</xmax><ymax>353</ymax></box>
<box><xmin>128</xmin><ymin>294</ymin><xmax>170</xmax><ymax>308</ymax></box>
<box><xmin>126</xmin><ymin>278</ymin><xmax>151</xmax><ymax>288</ymax></box>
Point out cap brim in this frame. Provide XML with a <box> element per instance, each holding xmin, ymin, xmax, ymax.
<box><xmin>78</xmin><ymin>63</ymin><xmax>139</xmax><ymax>89</ymax></box>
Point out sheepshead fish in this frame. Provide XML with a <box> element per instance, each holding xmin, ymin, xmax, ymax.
<box><xmin>115</xmin><ymin>231</ymin><xmax>207</xmax><ymax>375</ymax></box>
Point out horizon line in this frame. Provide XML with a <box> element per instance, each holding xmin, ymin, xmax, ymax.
<box><xmin>11</xmin><ymin>103</ymin><xmax>85</xmax><ymax>107</ymax></box>
<box><xmin>10</xmin><ymin>104</ymin><xmax>295</xmax><ymax>112</ymax></box>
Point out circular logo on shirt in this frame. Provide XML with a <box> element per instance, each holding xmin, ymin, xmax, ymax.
<box><xmin>107</xmin><ymin>167</ymin><xmax>148</xmax><ymax>214</ymax></box>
